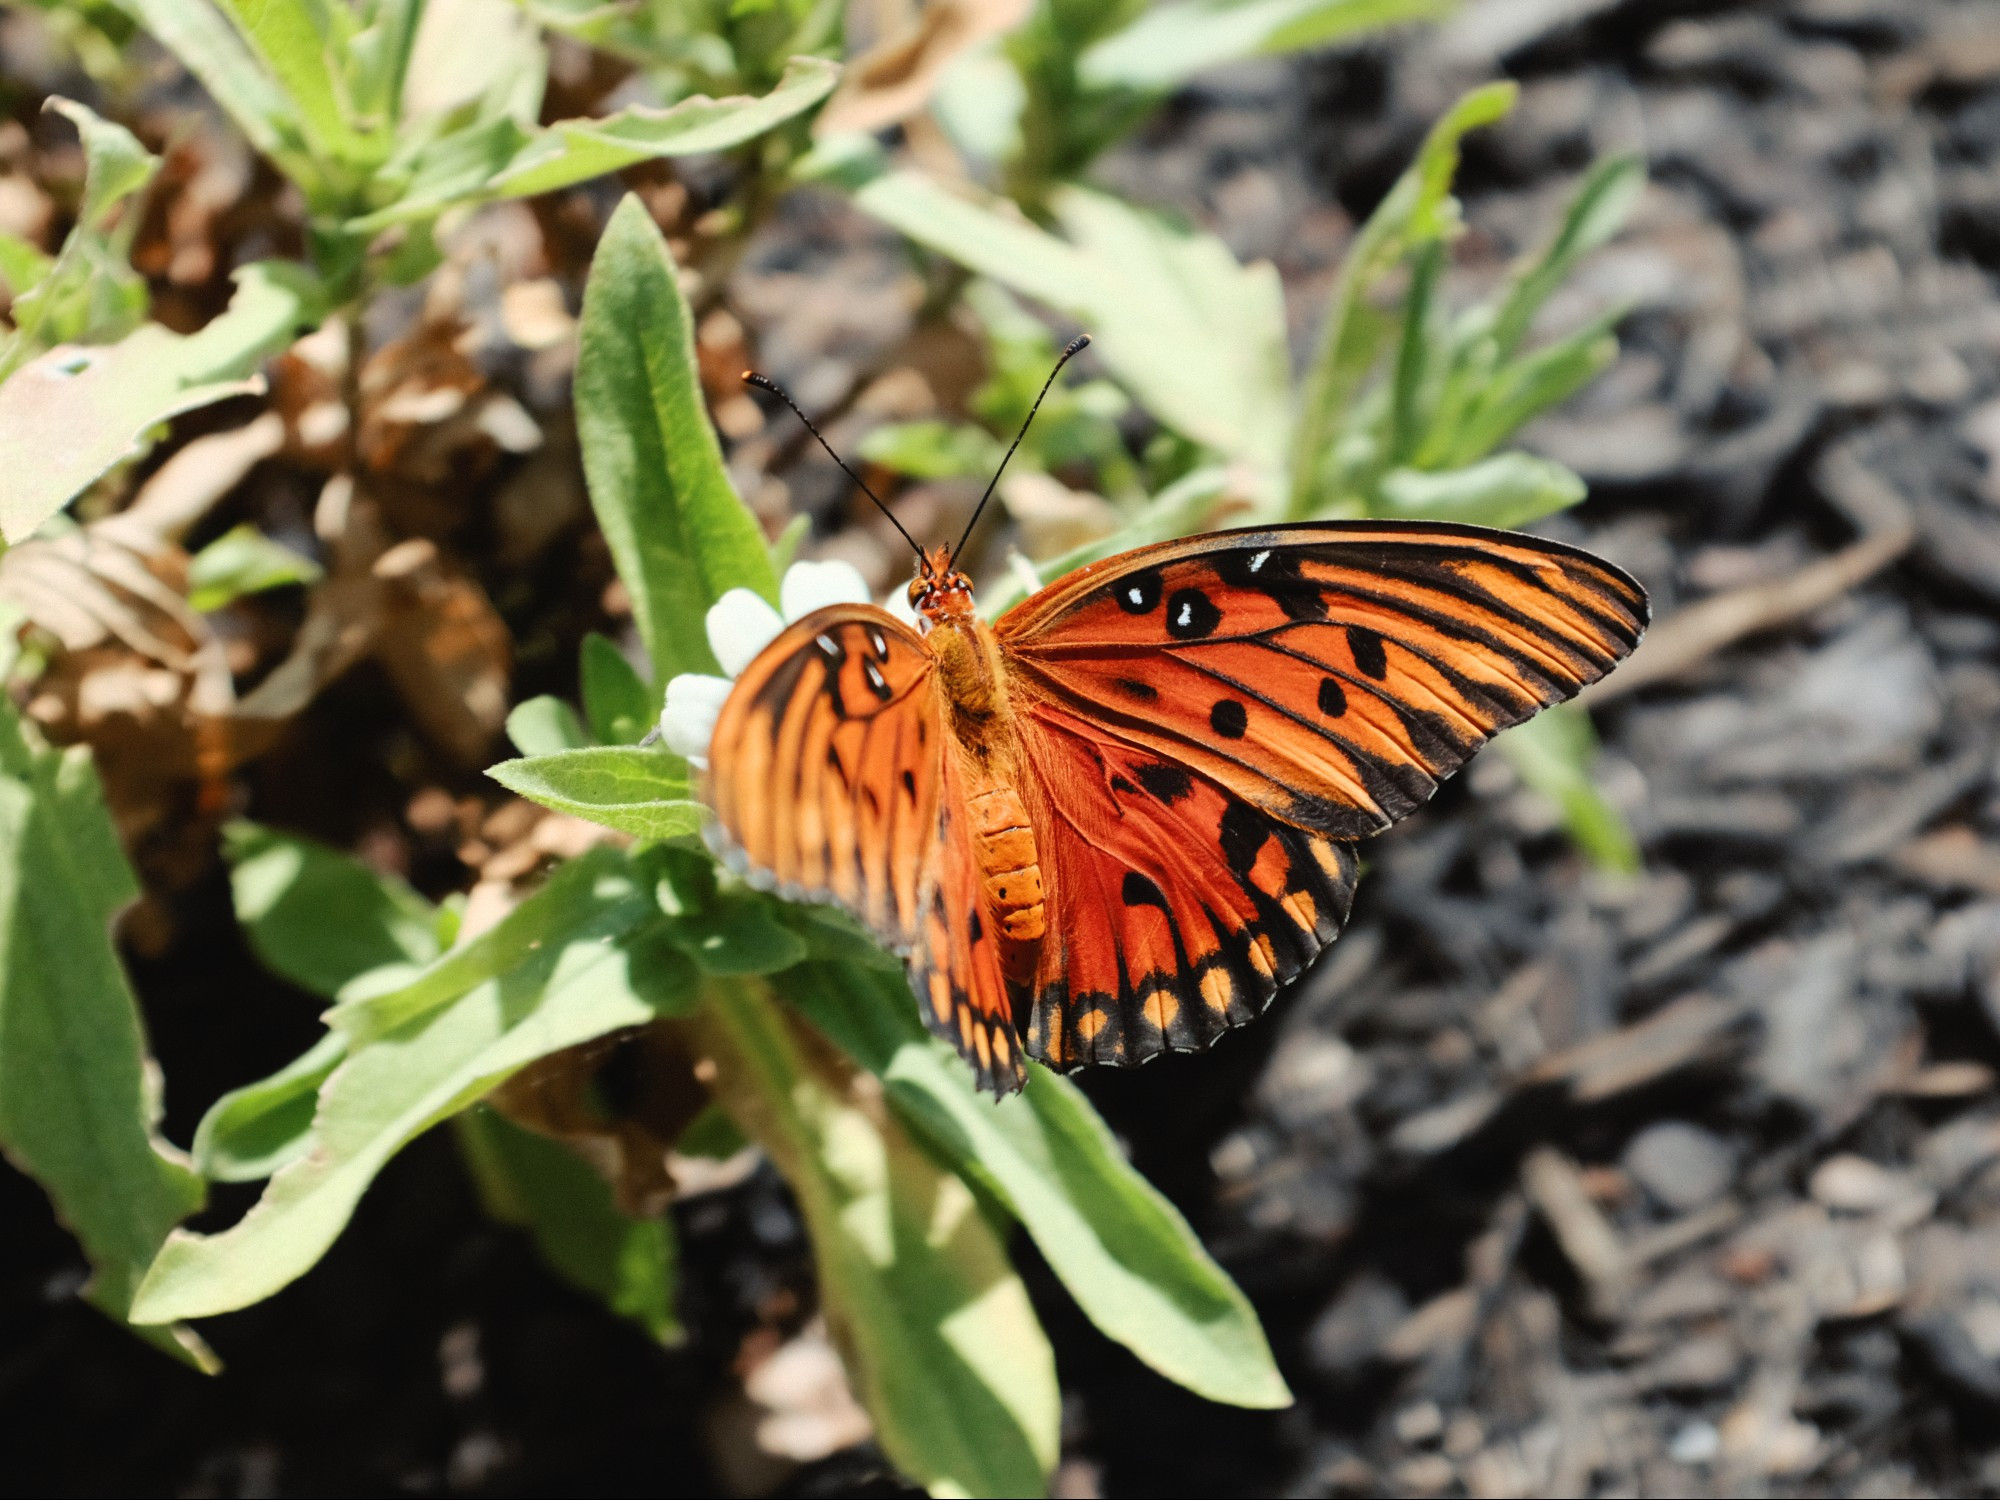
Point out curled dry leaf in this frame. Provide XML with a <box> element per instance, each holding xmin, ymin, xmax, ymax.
<box><xmin>370</xmin><ymin>538</ymin><xmax>513</xmax><ymax>768</ymax></box>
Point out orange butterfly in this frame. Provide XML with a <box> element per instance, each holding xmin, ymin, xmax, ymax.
<box><xmin>711</xmin><ymin>344</ymin><xmax>1648</xmax><ymax>1094</ymax></box>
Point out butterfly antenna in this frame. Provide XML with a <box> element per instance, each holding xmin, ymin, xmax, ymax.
<box><xmin>952</xmin><ymin>333</ymin><xmax>1091</xmax><ymax>563</ymax></box>
<box><xmin>742</xmin><ymin>371</ymin><xmax>927</xmax><ymax>565</ymax></box>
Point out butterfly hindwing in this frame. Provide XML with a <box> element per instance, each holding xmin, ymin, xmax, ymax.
<box><xmin>999</xmin><ymin>520</ymin><xmax>1648</xmax><ymax>840</ymax></box>
<box><xmin>707</xmin><ymin>605</ymin><xmax>940</xmax><ymax>949</ymax></box>
<box><xmin>1017</xmin><ymin>701</ymin><xmax>1360</xmax><ymax>1067</ymax></box>
<box><xmin>909</xmin><ymin>747</ymin><xmax>1028</xmax><ymax>1093</ymax></box>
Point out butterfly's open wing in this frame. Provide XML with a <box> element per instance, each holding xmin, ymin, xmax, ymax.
<box><xmin>706</xmin><ymin>604</ymin><xmax>1021</xmax><ymax>1089</ymax></box>
<box><xmin>1016</xmin><ymin>702</ymin><xmax>1360</xmax><ymax>1067</ymax></box>
<box><xmin>1000</xmin><ymin>520</ymin><xmax>1646</xmax><ymax>1067</ymax></box>
<box><xmin>708</xmin><ymin>605</ymin><xmax>941</xmax><ymax>948</ymax></box>
<box><xmin>1000</xmin><ymin>521</ymin><xmax>1647</xmax><ymax>839</ymax></box>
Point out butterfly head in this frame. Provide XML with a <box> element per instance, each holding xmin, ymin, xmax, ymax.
<box><xmin>908</xmin><ymin>546</ymin><xmax>975</xmax><ymax>630</ymax></box>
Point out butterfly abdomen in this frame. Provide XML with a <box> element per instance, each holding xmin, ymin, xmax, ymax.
<box><xmin>965</xmin><ymin>786</ymin><xmax>1045</xmax><ymax>945</ymax></box>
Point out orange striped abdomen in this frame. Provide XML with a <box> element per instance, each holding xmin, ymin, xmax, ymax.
<box><xmin>966</xmin><ymin>786</ymin><xmax>1045</xmax><ymax>946</ymax></box>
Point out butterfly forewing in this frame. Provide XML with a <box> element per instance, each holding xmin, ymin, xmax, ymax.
<box><xmin>707</xmin><ymin>606</ymin><xmax>941</xmax><ymax>947</ymax></box>
<box><xmin>998</xmin><ymin>521</ymin><xmax>1648</xmax><ymax>838</ymax></box>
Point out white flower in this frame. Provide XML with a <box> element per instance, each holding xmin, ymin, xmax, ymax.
<box><xmin>658</xmin><ymin>559</ymin><xmax>873</xmax><ymax>767</ymax></box>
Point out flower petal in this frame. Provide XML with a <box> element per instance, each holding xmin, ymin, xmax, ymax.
<box><xmin>660</xmin><ymin>672</ymin><xmax>733</xmax><ymax>765</ymax></box>
<box><xmin>781</xmin><ymin>559</ymin><xmax>872</xmax><ymax>622</ymax></box>
<box><xmin>707</xmin><ymin>588</ymin><xmax>785</xmax><ymax>678</ymax></box>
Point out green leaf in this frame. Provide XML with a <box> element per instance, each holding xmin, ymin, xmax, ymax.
<box><xmin>1053</xmin><ymin>187</ymin><xmax>1291</xmax><ymax>475</ymax></box>
<box><xmin>0</xmin><ymin>261</ymin><xmax>321</xmax><ymax>543</ymax></box>
<box><xmin>579</xmin><ymin>633</ymin><xmax>652</xmax><ymax>745</ymax></box>
<box><xmin>0</xmin><ymin>233</ymin><xmax>54</xmax><ymax>298</ymax></box>
<box><xmin>858</xmin><ymin>418</ymin><xmax>1003</xmax><ymax>481</ymax></box>
<box><xmin>1372</xmin><ymin>453</ymin><xmax>1585</xmax><ymax>530</ymax></box>
<box><xmin>669</xmin><ymin>891</ymin><xmax>809</xmax><ymax>976</ymax></box>
<box><xmin>786</xmin><ymin>962</ymin><xmax>1290</xmax><ymax>1410</ymax></box>
<box><xmin>575</xmin><ymin>196</ymin><xmax>777</xmax><ymax>689</ymax></box>
<box><xmin>116</xmin><ymin>0</ymin><xmax>301</xmax><ymax>156</ymax></box>
<box><xmin>1</xmin><ymin>99</ymin><xmax>160</xmax><ymax>376</ymax></box>
<box><xmin>187</xmin><ymin>521</ymin><xmax>324</xmax><ymax>611</ymax></box>
<box><xmin>1289</xmin><ymin>81</ymin><xmax>1516</xmax><ymax>515</ymax></box>
<box><xmin>324</xmin><ymin>844</ymin><xmax>666</xmax><ymax>1043</ymax></box>
<box><xmin>1081</xmin><ymin>0</ymin><xmax>1448</xmax><ymax>90</ymax></box>
<box><xmin>47</xmin><ymin>98</ymin><xmax>158</xmax><ymax>230</ymax></box>
<box><xmin>1490</xmin><ymin>154</ymin><xmax>1644</xmax><ymax>361</ymax></box>
<box><xmin>696</xmin><ymin>977</ymin><xmax>1058</xmax><ymax>1498</ymax></box>
<box><xmin>224</xmin><ymin>820</ymin><xmax>441</xmax><ymax>1000</ymax></box>
<box><xmin>457</xmin><ymin>1105</ymin><xmax>681</xmax><ymax>1342</ymax></box>
<box><xmin>0</xmin><ymin>713</ymin><xmax>211</xmax><ymax>1367</ymax></box>
<box><xmin>356</xmin><ymin>56</ymin><xmax>839</xmax><ymax>228</ymax></box>
<box><xmin>1428</xmin><ymin>311</ymin><xmax>1619</xmax><ymax>468</ymax></box>
<box><xmin>487</xmin><ymin>746</ymin><xmax>701</xmax><ymax>842</ymax></box>
<box><xmin>1493</xmin><ymin>705</ymin><xmax>1639</xmax><ymax>874</ymax></box>
<box><xmin>824</xmin><ymin>149</ymin><xmax>1289</xmax><ymax>479</ymax></box>
<box><xmin>192</xmin><ymin>1030</ymin><xmax>346</xmax><ymax>1182</ymax></box>
<box><xmin>216</xmin><ymin>0</ymin><xmax>353</xmax><ymax>160</ymax></box>
<box><xmin>131</xmin><ymin>902</ymin><xmax>697</xmax><ymax>1323</ymax></box>
<box><xmin>505</xmin><ymin>695</ymin><xmax>591</xmax><ymax>756</ymax></box>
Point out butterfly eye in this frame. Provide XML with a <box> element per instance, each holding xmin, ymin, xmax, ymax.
<box><xmin>906</xmin><ymin>577</ymin><xmax>927</xmax><ymax>608</ymax></box>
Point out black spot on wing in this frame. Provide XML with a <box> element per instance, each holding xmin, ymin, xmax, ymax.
<box><xmin>1317</xmin><ymin>677</ymin><xmax>1347</xmax><ymax>717</ymax></box>
<box><xmin>901</xmin><ymin>769</ymin><xmax>917</xmax><ymax>800</ymax></box>
<box><xmin>1209</xmin><ymin>699</ymin><xmax>1247</xmax><ymax>739</ymax></box>
<box><xmin>1348</xmin><ymin>625</ymin><xmax>1388</xmax><ymax>680</ymax></box>
<box><xmin>1110</xmin><ymin>774</ymin><xmax>1139</xmax><ymax>796</ymax></box>
<box><xmin>1135</xmin><ymin>763</ymin><xmax>1194</xmax><ymax>803</ymax></box>
<box><xmin>1121</xmin><ymin>871</ymin><xmax>1168</xmax><ymax>909</ymax></box>
<box><xmin>1116</xmin><ymin>568</ymin><xmax>1163</xmax><ymax>614</ymax></box>
<box><xmin>1113</xmin><ymin>677</ymin><xmax>1159</xmax><ymax>701</ymax></box>
<box><xmin>1166</xmin><ymin>588</ymin><xmax>1222</xmax><ymax>640</ymax></box>
<box><xmin>1219</xmin><ymin>800</ymin><xmax>1269</xmax><ymax>873</ymax></box>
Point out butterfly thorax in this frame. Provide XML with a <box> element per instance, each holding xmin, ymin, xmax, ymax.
<box><xmin>916</xmin><ymin>563</ymin><xmax>1047</xmax><ymax>967</ymax></box>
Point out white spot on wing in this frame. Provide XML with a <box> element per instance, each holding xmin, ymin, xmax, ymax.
<box><xmin>1128</xmin><ymin>587</ymin><xmax>1145</xmax><ymax>606</ymax></box>
<box><xmin>1249</xmin><ymin>550</ymin><xmax>1269</xmax><ymax>572</ymax></box>
<box><xmin>1176</xmin><ymin>601</ymin><xmax>1192</xmax><ymax>628</ymax></box>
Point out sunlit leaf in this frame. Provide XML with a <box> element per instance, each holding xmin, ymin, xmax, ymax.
<box><xmin>192</xmin><ymin>1030</ymin><xmax>345</xmax><ymax>1183</ymax></box>
<box><xmin>0</xmin><ymin>261</ymin><xmax>321</xmax><ymax>542</ymax></box>
<box><xmin>1373</xmin><ymin>453</ymin><xmax>1585</xmax><ymax>529</ymax></box>
<box><xmin>696</xmin><ymin>976</ymin><xmax>1059</xmax><ymax>1498</ymax></box>
<box><xmin>487</xmin><ymin>746</ymin><xmax>700</xmax><ymax>842</ymax></box>
<box><xmin>786</xmin><ymin>962</ymin><xmax>1290</xmax><ymax>1411</ymax></box>
<box><xmin>1081</xmin><ymin>0</ymin><xmax>1447</xmax><ymax>90</ymax></box>
<box><xmin>357</xmin><ymin>57</ymin><xmax>839</xmax><ymax>228</ymax></box>
<box><xmin>0</xmin><ymin>698</ymin><xmax>211</xmax><ymax>1368</ymax></box>
<box><xmin>225</xmin><ymin>820</ymin><xmax>440</xmax><ymax>1001</ymax></box>
<box><xmin>575</xmin><ymin>196</ymin><xmax>777</xmax><ymax>688</ymax></box>
<box><xmin>131</xmin><ymin>891</ymin><xmax>696</xmax><ymax>1323</ymax></box>
<box><xmin>505</xmin><ymin>696</ymin><xmax>591</xmax><ymax>756</ymax></box>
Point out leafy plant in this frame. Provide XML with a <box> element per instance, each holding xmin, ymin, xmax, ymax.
<box><xmin>128</xmin><ymin>200</ymin><xmax>1289</xmax><ymax>1497</ymax></box>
